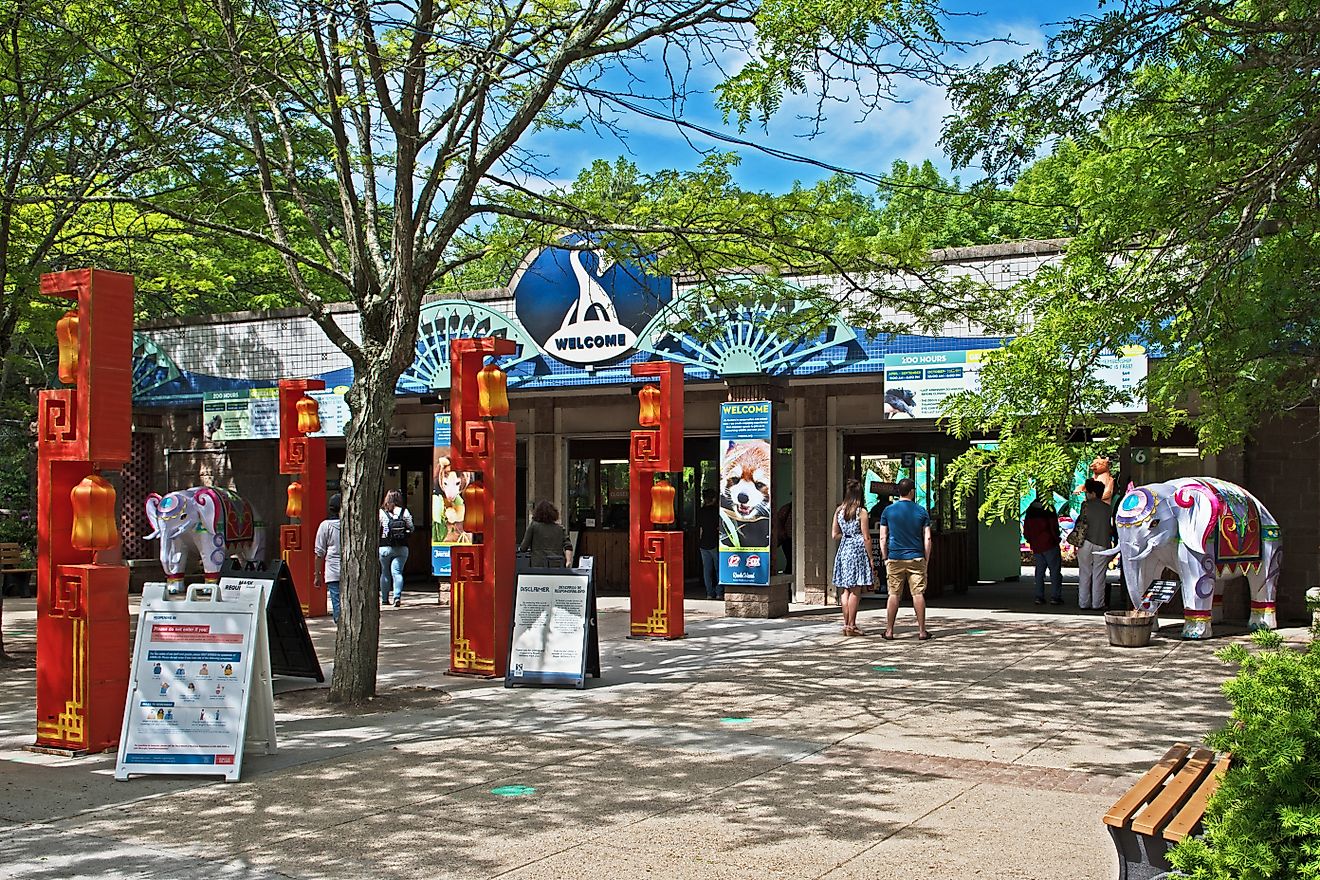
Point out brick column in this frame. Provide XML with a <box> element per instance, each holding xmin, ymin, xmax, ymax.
<box><xmin>799</xmin><ymin>393</ymin><xmax>832</xmax><ymax>605</ymax></box>
<box><xmin>1246</xmin><ymin>407</ymin><xmax>1320</xmax><ymax>622</ymax></box>
<box><xmin>530</xmin><ymin>397</ymin><xmax>556</xmax><ymax>508</ymax></box>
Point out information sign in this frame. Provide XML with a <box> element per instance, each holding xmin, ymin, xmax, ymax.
<box><xmin>201</xmin><ymin>388</ymin><xmax>281</xmax><ymax>441</ymax></box>
<box><xmin>505</xmin><ymin>566</ymin><xmax>599</xmax><ymax>688</ymax></box>
<box><xmin>882</xmin><ymin>346</ymin><xmax>1148</xmax><ymax>419</ymax></box>
<box><xmin>718</xmin><ymin>400</ymin><xmax>772</xmax><ymax>586</ymax></box>
<box><xmin>115</xmin><ymin>581</ymin><xmax>275</xmax><ymax>782</ymax></box>
<box><xmin>306</xmin><ymin>388</ymin><xmax>351</xmax><ymax>438</ymax></box>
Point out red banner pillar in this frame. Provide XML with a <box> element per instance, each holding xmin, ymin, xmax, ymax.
<box><xmin>629</xmin><ymin>361</ymin><xmax>684</xmax><ymax>639</ymax></box>
<box><xmin>278</xmin><ymin>379</ymin><xmax>328</xmax><ymax>617</ymax></box>
<box><xmin>447</xmin><ymin>338</ymin><xmax>516</xmax><ymax>676</ymax></box>
<box><xmin>35</xmin><ymin>269</ymin><xmax>133</xmax><ymax>753</ymax></box>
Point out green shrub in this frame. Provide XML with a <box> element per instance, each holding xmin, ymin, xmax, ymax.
<box><xmin>1169</xmin><ymin>630</ymin><xmax>1320</xmax><ymax>879</ymax></box>
<box><xmin>0</xmin><ymin>410</ymin><xmax>35</xmax><ymax>549</ymax></box>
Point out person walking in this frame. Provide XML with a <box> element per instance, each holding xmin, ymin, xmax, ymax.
<box><xmin>878</xmin><ymin>477</ymin><xmax>933</xmax><ymax>640</ymax></box>
<box><xmin>696</xmin><ymin>489</ymin><xmax>722</xmax><ymax>599</ymax></box>
<box><xmin>1076</xmin><ymin>479</ymin><xmax>1113</xmax><ymax>610</ymax></box>
<box><xmin>1022</xmin><ymin>493</ymin><xmax>1063</xmax><ymax>606</ymax></box>
<box><xmin>378</xmin><ymin>489</ymin><xmax>413</xmax><ymax>607</ymax></box>
<box><xmin>313</xmin><ymin>493</ymin><xmax>343</xmax><ymax>623</ymax></box>
<box><xmin>519</xmin><ymin>500</ymin><xmax>573</xmax><ymax>567</ymax></box>
<box><xmin>774</xmin><ymin>501</ymin><xmax>793</xmax><ymax>575</ymax></box>
<box><xmin>831</xmin><ymin>478</ymin><xmax>874</xmax><ymax>636</ymax></box>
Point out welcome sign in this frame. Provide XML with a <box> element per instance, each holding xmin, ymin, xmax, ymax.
<box><xmin>718</xmin><ymin>401</ymin><xmax>773</xmax><ymax>586</ymax></box>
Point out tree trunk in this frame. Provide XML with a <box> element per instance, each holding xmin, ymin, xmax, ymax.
<box><xmin>328</xmin><ymin>360</ymin><xmax>396</xmax><ymax>703</ymax></box>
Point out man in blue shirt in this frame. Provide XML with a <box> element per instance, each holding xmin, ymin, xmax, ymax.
<box><xmin>878</xmin><ymin>477</ymin><xmax>933</xmax><ymax>641</ymax></box>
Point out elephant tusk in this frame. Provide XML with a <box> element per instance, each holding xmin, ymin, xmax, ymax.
<box><xmin>143</xmin><ymin>529</ymin><xmax>160</xmax><ymax>540</ymax></box>
<box><xmin>1093</xmin><ymin>547</ymin><xmax>1121</xmax><ymax>558</ymax></box>
<box><xmin>169</xmin><ymin>524</ymin><xmax>190</xmax><ymax>539</ymax></box>
<box><xmin>1126</xmin><ymin>543</ymin><xmax>1157</xmax><ymax>563</ymax></box>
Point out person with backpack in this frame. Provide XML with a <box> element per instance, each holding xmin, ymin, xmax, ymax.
<box><xmin>378</xmin><ymin>488</ymin><xmax>414</xmax><ymax>607</ymax></box>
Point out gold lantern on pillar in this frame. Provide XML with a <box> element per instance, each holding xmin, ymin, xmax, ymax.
<box><xmin>296</xmin><ymin>396</ymin><xmax>321</xmax><ymax>434</ymax></box>
<box><xmin>650</xmin><ymin>478</ymin><xmax>676</xmax><ymax>526</ymax></box>
<box><xmin>476</xmin><ymin>364</ymin><xmax>508</xmax><ymax>418</ymax></box>
<box><xmin>462</xmin><ymin>483</ymin><xmax>486</xmax><ymax>533</ymax></box>
<box><xmin>286</xmin><ymin>480</ymin><xmax>303</xmax><ymax>519</ymax></box>
<box><xmin>638</xmin><ymin>383</ymin><xmax>661</xmax><ymax>427</ymax></box>
<box><xmin>70</xmin><ymin>474</ymin><xmax>119</xmax><ymax>550</ymax></box>
<box><xmin>56</xmin><ymin>309</ymin><xmax>80</xmax><ymax>385</ymax></box>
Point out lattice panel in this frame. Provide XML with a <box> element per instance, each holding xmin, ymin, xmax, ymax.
<box><xmin>120</xmin><ymin>433</ymin><xmax>153</xmax><ymax>560</ymax></box>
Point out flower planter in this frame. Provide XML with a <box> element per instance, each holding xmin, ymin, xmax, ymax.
<box><xmin>1106</xmin><ymin>610</ymin><xmax>1157</xmax><ymax>647</ymax></box>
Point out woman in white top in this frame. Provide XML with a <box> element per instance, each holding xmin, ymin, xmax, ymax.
<box><xmin>378</xmin><ymin>489</ymin><xmax>414</xmax><ymax>607</ymax></box>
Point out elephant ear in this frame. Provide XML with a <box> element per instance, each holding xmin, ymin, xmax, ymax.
<box><xmin>144</xmin><ymin>493</ymin><xmax>163</xmax><ymax>540</ymax></box>
<box><xmin>194</xmin><ymin>487</ymin><xmax>223</xmax><ymax>535</ymax></box>
<box><xmin>1173</xmin><ymin>480</ymin><xmax>1222</xmax><ymax>555</ymax></box>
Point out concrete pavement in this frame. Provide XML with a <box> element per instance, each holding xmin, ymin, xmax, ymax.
<box><xmin>1</xmin><ymin>583</ymin><xmax>1308</xmax><ymax>880</ymax></box>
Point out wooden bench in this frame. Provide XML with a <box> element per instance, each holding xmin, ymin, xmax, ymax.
<box><xmin>1103</xmin><ymin>743</ymin><xmax>1231</xmax><ymax>880</ymax></box>
<box><xmin>0</xmin><ymin>542</ymin><xmax>35</xmax><ymax>598</ymax></box>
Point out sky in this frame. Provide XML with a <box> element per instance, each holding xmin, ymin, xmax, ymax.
<box><xmin>520</xmin><ymin>0</ymin><xmax>1103</xmax><ymax>195</ymax></box>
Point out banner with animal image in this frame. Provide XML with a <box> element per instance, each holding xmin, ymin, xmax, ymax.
<box><xmin>718</xmin><ymin>401</ymin><xmax>772</xmax><ymax>586</ymax></box>
<box><xmin>432</xmin><ymin>414</ymin><xmax>474</xmax><ymax>577</ymax></box>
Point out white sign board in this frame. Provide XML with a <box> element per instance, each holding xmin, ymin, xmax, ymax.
<box><xmin>115</xmin><ymin>581</ymin><xmax>275</xmax><ymax>782</ymax></box>
<box><xmin>506</xmin><ymin>571</ymin><xmax>592</xmax><ymax>688</ymax></box>
<box><xmin>306</xmin><ymin>388</ymin><xmax>351</xmax><ymax>438</ymax></box>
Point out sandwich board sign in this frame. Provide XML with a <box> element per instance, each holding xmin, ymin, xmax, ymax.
<box><xmin>115</xmin><ymin>578</ymin><xmax>276</xmax><ymax>782</ymax></box>
<box><xmin>222</xmin><ymin>558</ymin><xmax>323</xmax><ymax>682</ymax></box>
<box><xmin>505</xmin><ymin>563</ymin><xmax>600</xmax><ymax>689</ymax></box>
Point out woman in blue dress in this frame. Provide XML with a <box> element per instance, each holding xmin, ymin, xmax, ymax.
<box><xmin>832</xmin><ymin>478</ymin><xmax>875</xmax><ymax>635</ymax></box>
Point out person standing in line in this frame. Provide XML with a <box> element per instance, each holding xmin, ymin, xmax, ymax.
<box><xmin>519</xmin><ymin>500</ymin><xmax>573</xmax><ymax>567</ymax></box>
<box><xmin>378</xmin><ymin>488</ymin><xmax>414</xmax><ymax>607</ymax></box>
<box><xmin>1022</xmin><ymin>493</ymin><xmax>1064</xmax><ymax>606</ymax></box>
<box><xmin>696</xmin><ymin>489</ymin><xmax>722</xmax><ymax>599</ymax></box>
<box><xmin>879</xmin><ymin>477</ymin><xmax>933</xmax><ymax>640</ymax></box>
<box><xmin>1076</xmin><ymin>478</ymin><xmax>1114</xmax><ymax>610</ymax></box>
<box><xmin>774</xmin><ymin>501</ymin><xmax>793</xmax><ymax>575</ymax></box>
<box><xmin>313</xmin><ymin>493</ymin><xmax>343</xmax><ymax>623</ymax></box>
<box><xmin>831</xmin><ymin>478</ymin><xmax>874</xmax><ymax>636</ymax></box>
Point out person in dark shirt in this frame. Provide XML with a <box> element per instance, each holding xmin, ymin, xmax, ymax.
<box><xmin>1022</xmin><ymin>494</ymin><xmax>1063</xmax><ymax>606</ymax></box>
<box><xmin>519</xmin><ymin>500</ymin><xmax>572</xmax><ymax>567</ymax></box>
<box><xmin>696</xmin><ymin>489</ymin><xmax>722</xmax><ymax>599</ymax></box>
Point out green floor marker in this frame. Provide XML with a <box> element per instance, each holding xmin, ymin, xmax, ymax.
<box><xmin>490</xmin><ymin>785</ymin><xmax>536</xmax><ymax>797</ymax></box>
<box><xmin>719</xmin><ymin>717</ymin><xmax>752</xmax><ymax>724</ymax></box>
<box><xmin>967</xmin><ymin>629</ymin><xmax>989</xmax><ymax>635</ymax></box>
<box><xmin>871</xmin><ymin>665</ymin><xmax>899</xmax><ymax>673</ymax></box>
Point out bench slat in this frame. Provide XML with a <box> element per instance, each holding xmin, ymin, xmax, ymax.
<box><xmin>1103</xmin><ymin>744</ymin><xmax>1190</xmax><ymax>829</ymax></box>
<box><xmin>1131</xmin><ymin>746</ymin><xmax>1216</xmax><ymax>836</ymax></box>
<box><xmin>1162</xmin><ymin>753</ymin><xmax>1231</xmax><ymax>842</ymax></box>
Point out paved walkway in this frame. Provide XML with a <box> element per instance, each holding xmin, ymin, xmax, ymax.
<box><xmin>0</xmin><ymin>583</ymin><xmax>1307</xmax><ymax>880</ymax></box>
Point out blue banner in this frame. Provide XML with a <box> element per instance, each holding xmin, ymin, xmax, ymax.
<box><xmin>432</xmin><ymin>414</ymin><xmax>474</xmax><ymax>577</ymax></box>
<box><xmin>718</xmin><ymin>401</ymin><xmax>773</xmax><ymax>586</ymax></box>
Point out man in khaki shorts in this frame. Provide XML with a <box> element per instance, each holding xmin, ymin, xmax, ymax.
<box><xmin>878</xmin><ymin>477</ymin><xmax>933</xmax><ymax>640</ymax></box>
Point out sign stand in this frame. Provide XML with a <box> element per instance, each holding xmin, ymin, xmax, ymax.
<box><xmin>506</xmin><ymin>561</ymin><xmax>600</xmax><ymax>689</ymax></box>
<box><xmin>115</xmin><ymin>578</ymin><xmax>276</xmax><ymax>782</ymax></box>
<box><xmin>222</xmin><ymin>559</ymin><xmax>324</xmax><ymax>681</ymax></box>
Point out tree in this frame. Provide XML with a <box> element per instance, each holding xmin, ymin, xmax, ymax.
<box><xmin>73</xmin><ymin>0</ymin><xmax>978</xmax><ymax>702</ymax></box>
<box><xmin>935</xmin><ymin>0</ymin><xmax>1320</xmax><ymax>517</ymax></box>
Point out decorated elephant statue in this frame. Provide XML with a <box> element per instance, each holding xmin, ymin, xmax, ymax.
<box><xmin>1097</xmin><ymin>477</ymin><xmax>1280</xmax><ymax>639</ymax></box>
<box><xmin>144</xmin><ymin>486</ymin><xmax>265</xmax><ymax>591</ymax></box>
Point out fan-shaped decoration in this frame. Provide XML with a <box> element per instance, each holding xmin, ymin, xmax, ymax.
<box><xmin>636</xmin><ymin>283</ymin><xmax>859</xmax><ymax>377</ymax></box>
<box><xmin>131</xmin><ymin>332</ymin><xmax>183</xmax><ymax>398</ymax></box>
<box><xmin>399</xmin><ymin>301</ymin><xmax>540</xmax><ymax>393</ymax></box>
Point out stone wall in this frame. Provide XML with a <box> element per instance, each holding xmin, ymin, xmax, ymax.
<box><xmin>1245</xmin><ymin>407</ymin><xmax>1320</xmax><ymax>622</ymax></box>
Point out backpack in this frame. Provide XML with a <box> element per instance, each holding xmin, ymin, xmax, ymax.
<box><xmin>384</xmin><ymin>511</ymin><xmax>411</xmax><ymax>546</ymax></box>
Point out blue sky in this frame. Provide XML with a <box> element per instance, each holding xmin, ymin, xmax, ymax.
<box><xmin>521</xmin><ymin>0</ymin><xmax>1102</xmax><ymax>194</ymax></box>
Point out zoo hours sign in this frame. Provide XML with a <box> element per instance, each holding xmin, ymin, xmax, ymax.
<box><xmin>882</xmin><ymin>347</ymin><xmax>1148</xmax><ymax>419</ymax></box>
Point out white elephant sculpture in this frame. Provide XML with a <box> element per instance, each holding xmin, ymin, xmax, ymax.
<box><xmin>145</xmin><ymin>486</ymin><xmax>265</xmax><ymax>590</ymax></box>
<box><xmin>1097</xmin><ymin>477</ymin><xmax>1280</xmax><ymax>639</ymax></box>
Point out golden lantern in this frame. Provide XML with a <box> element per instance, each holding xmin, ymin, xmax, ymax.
<box><xmin>295</xmin><ymin>396</ymin><xmax>321</xmax><ymax>434</ymax></box>
<box><xmin>70</xmin><ymin>473</ymin><xmax>119</xmax><ymax>551</ymax></box>
<box><xmin>286</xmin><ymin>481</ymin><xmax>303</xmax><ymax>519</ymax></box>
<box><xmin>56</xmin><ymin>309</ymin><xmax>80</xmax><ymax>385</ymax></box>
<box><xmin>638</xmin><ymin>383</ymin><xmax>661</xmax><ymax>427</ymax></box>
<box><xmin>476</xmin><ymin>363</ymin><xmax>509</xmax><ymax>418</ymax></box>
<box><xmin>462</xmin><ymin>483</ymin><xmax>486</xmax><ymax>533</ymax></box>
<box><xmin>650</xmin><ymin>478</ymin><xmax>676</xmax><ymax>526</ymax></box>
